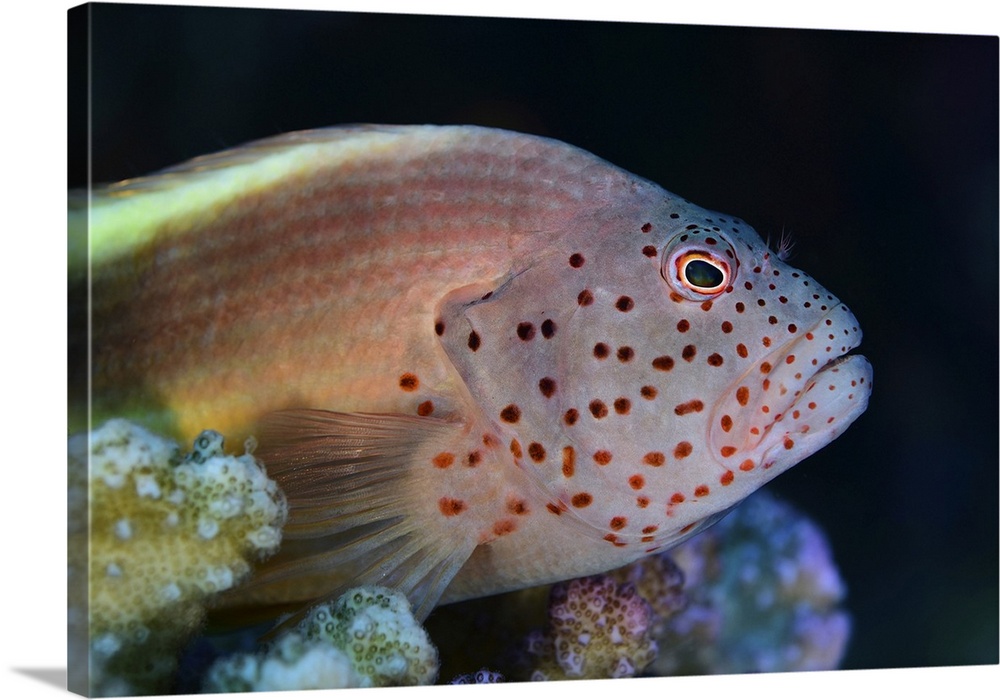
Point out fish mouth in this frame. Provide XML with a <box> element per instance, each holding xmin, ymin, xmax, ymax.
<box><xmin>710</xmin><ymin>302</ymin><xmax>872</xmax><ymax>479</ymax></box>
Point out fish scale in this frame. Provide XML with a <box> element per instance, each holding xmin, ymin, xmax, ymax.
<box><xmin>71</xmin><ymin>125</ymin><xmax>871</xmax><ymax>623</ymax></box>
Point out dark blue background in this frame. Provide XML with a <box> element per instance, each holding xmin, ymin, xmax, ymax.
<box><xmin>71</xmin><ymin>3</ymin><xmax>998</xmax><ymax>670</ymax></box>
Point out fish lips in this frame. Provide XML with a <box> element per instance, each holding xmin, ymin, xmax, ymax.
<box><xmin>710</xmin><ymin>302</ymin><xmax>873</xmax><ymax>482</ymax></box>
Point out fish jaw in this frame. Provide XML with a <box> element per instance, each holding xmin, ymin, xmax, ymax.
<box><xmin>709</xmin><ymin>301</ymin><xmax>872</xmax><ymax>486</ymax></box>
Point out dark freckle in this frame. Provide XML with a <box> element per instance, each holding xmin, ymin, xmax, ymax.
<box><xmin>569</xmin><ymin>253</ymin><xmax>585</xmax><ymax>268</ymax></box>
<box><xmin>768</xmin><ymin>315</ymin><xmax>778</xmax><ymax>324</ymax></box>
<box><xmin>705</xmin><ymin>237</ymin><xmax>717</xmax><ymax>245</ymax></box>
<box><xmin>616</xmin><ymin>296</ymin><xmax>634</xmax><ymax>312</ymax></box>
<box><xmin>707</xmin><ymin>353</ymin><xmax>724</xmax><ymax>366</ymax></box>
<box><xmin>564</xmin><ymin>408</ymin><xmax>579</xmax><ymax>425</ymax></box>
<box><xmin>617</xmin><ymin>346</ymin><xmax>634</xmax><ymax>362</ymax></box>
<box><xmin>417</xmin><ymin>400</ymin><xmax>434</xmax><ymax>416</ymax></box>
<box><xmin>516</xmin><ymin>322</ymin><xmax>535</xmax><ymax>340</ymax></box>
<box><xmin>700</xmin><ymin>300</ymin><xmax>714</xmax><ymax>312</ymax></box>
<box><xmin>589</xmin><ymin>400</ymin><xmax>608</xmax><ymax>419</ymax></box>
<box><xmin>593</xmin><ymin>342</ymin><xmax>610</xmax><ymax>359</ymax></box>
<box><xmin>434</xmin><ymin>320</ymin><xmax>445</xmax><ymax>336</ymax></box>
<box><xmin>682</xmin><ymin>344</ymin><xmax>697</xmax><ymax>361</ymax></box>
<box><xmin>744</xmin><ymin>281</ymin><xmax>754</xmax><ymax>290</ymax></box>
<box><xmin>757</xmin><ymin>299</ymin><xmax>766</xmax><ymax>307</ymax></box>
<box><xmin>652</xmin><ymin>355</ymin><xmax>674</xmax><ymax>371</ymax></box>
<box><xmin>527</xmin><ymin>442</ymin><xmax>546</xmax><ymax>462</ymax></box>
<box><xmin>735</xmin><ymin>302</ymin><xmax>745</xmax><ymax>313</ymax></box>
<box><xmin>669</xmin><ymin>213</ymin><xmax>680</xmax><ymax>219</ymax></box>
<box><xmin>721</xmin><ymin>321</ymin><xmax>733</xmax><ymax>333</ymax></box>
<box><xmin>399</xmin><ymin>373</ymin><xmax>419</xmax><ymax>391</ymax></box>
<box><xmin>538</xmin><ymin>377</ymin><xmax>556</xmax><ymax>397</ymax></box>
<box><xmin>642</xmin><ymin>245</ymin><xmax>657</xmax><ymax>257</ymax></box>
<box><xmin>641</xmin><ymin>222</ymin><xmax>653</xmax><ymax>232</ymax></box>
<box><xmin>614</xmin><ymin>397</ymin><xmax>631</xmax><ymax>414</ymax></box>
<box><xmin>541</xmin><ymin>319</ymin><xmax>557</xmax><ymax>338</ymax></box>
<box><xmin>481</xmin><ymin>291</ymin><xmax>493</xmax><ymax>300</ymax></box>
<box><xmin>468</xmin><ymin>331</ymin><xmax>481</xmax><ymax>351</ymax></box>
<box><xmin>677</xmin><ymin>319</ymin><xmax>690</xmax><ymax>332</ymax></box>
<box><xmin>640</xmin><ymin>385</ymin><xmax>658</xmax><ymax>399</ymax></box>
<box><xmin>788</xmin><ymin>323</ymin><xmax>798</xmax><ymax>333</ymax></box>
<box><xmin>577</xmin><ymin>289</ymin><xmax>594</xmax><ymax>306</ymax></box>
<box><xmin>500</xmin><ymin>404</ymin><xmax>521</xmax><ymax>423</ymax></box>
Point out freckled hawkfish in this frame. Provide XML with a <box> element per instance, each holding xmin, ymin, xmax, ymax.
<box><xmin>70</xmin><ymin>125</ymin><xmax>872</xmax><ymax>622</ymax></box>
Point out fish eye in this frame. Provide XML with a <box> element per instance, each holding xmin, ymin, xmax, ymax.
<box><xmin>682</xmin><ymin>257</ymin><xmax>726</xmax><ymax>290</ymax></box>
<box><xmin>661</xmin><ymin>239</ymin><xmax>736</xmax><ymax>301</ymax></box>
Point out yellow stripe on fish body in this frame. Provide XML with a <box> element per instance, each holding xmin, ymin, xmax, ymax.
<box><xmin>74</xmin><ymin>125</ymin><xmax>871</xmax><ymax>623</ymax></box>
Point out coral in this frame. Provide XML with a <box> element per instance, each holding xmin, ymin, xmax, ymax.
<box><xmin>608</xmin><ymin>551</ymin><xmax>687</xmax><ymax>638</ymax></box>
<box><xmin>516</xmin><ymin>575</ymin><xmax>658</xmax><ymax>681</ymax></box>
<box><xmin>203</xmin><ymin>586</ymin><xmax>439</xmax><ymax>691</ymax></box>
<box><xmin>67</xmin><ymin>419</ymin><xmax>288</xmax><ymax>696</ymax></box>
<box><xmin>650</xmin><ymin>490</ymin><xmax>851</xmax><ymax>675</ymax></box>
<box><xmin>451</xmin><ymin>669</ymin><xmax>505</xmax><ymax>683</ymax></box>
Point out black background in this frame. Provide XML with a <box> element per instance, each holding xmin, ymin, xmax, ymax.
<box><xmin>70</xmin><ymin>2</ymin><xmax>998</xmax><ymax>671</ymax></box>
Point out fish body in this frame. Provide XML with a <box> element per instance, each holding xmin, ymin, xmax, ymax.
<box><xmin>72</xmin><ymin>125</ymin><xmax>871</xmax><ymax>620</ymax></box>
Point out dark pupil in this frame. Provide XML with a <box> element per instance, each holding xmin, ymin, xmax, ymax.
<box><xmin>685</xmin><ymin>259</ymin><xmax>724</xmax><ymax>288</ymax></box>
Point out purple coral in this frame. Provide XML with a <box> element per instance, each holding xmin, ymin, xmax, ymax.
<box><xmin>517</xmin><ymin>574</ymin><xmax>657</xmax><ymax>680</ymax></box>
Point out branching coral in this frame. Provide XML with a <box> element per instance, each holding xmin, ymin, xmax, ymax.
<box><xmin>650</xmin><ymin>490</ymin><xmax>851</xmax><ymax>675</ymax></box>
<box><xmin>516</xmin><ymin>575</ymin><xmax>657</xmax><ymax>681</ymax></box>
<box><xmin>203</xmin><ymin>586</ymin><xmax>439</xmax><ymax>691</ymax></box>
<box><xmin>67</xmin><ymin>418</ymin><xmax>287</xmax><ymax>696</ymax></box>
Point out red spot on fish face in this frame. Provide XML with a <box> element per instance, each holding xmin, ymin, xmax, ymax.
<box><xmin>468</xmin><ymin>331</ymin><xmax>481</xmax><ymax>351</ymax></box>
<box><xmin>617</xmin><ymin>346</ymin><xmax>634</xmax><ymax>362</ymax></box>
<box><xmin>636</xmin><ymin>496</ymin><xmax>650</xmax><ymax>508</ymax></box>
<box><xmin>589</xmin><ymin>400</ymin><xmax>608</xmax><ymax>418</ymax></box>
<box><xmin>538</xmin><ymin>377</ymin><xmax>556</xmax><ymax>397</ymax></box>
<box><xmin>736</xmin><ymin>386</ymin><xmax>750</xmax><ymax>406</ymax></box>
<box><xmin>670</xmin><ymin>492</ymin><xmax>685</xmax><ymax>504</ymax></box>
<box><xmin>593</xmin><ymin>343</ymin><xmax>610</xmax><ymax>359</ymax></box>
<box><xmin>720</xmin><ymin>414</ymin><xmax>733</xmax><ymax>432</ymax></box>
<box><xmin>694</xmin><ymin>484</ymin><xmax>710</xmax><ymax>497</ymax></box>
<box><xmin>721</xmin><ymin>321</ymin><xmax>733</xmax><ymax>333</ymax></box>
<box><xmin>492</xmin><ymin>519</ymin><xmax>517</xmax><ymax>536</ymax></box>
<box><xmin>739</xmin><ymin>459</ymin><xmax>755</xmax><ymax>471</ymax></box>
<box><xmin>507</xmin><ymin>497</ymin><xmax>529</xmax><ymax>515</ymax></box>
<box><xmin>674</xmin><ymin>399</ymin><xmax>704</xmax><ymax>416</ymax></box>
<box><xmin>541</xmin><ymin>319</ymin><xmax>557</xmax><ymax>338</ymax></box>
<box><xmin>562</xmin><ymin>446</ymin><xmax>575</xmax><ymax>477</ymax></box>
<box><xmin>628</xmin><ymin>474</ymin><xmax>645</xmax><ymax>489</ymax></box>
<box><xmin>434</xmin><ymin>320</ymin><xmax>445</xmax><ymax>336</ymax></box>
<box><xmin>760</xmin><ymin>362</ymin><xmax>773</xmax><ymax>374</ymax></box>
<box><xmin>682</xmin><ymin>344</ymin><xmax>697</xmax><ymax>361</ymax></box>
<box><xmin>509</xmin><ymin>439</ymin><xmax>522</xmax><ymax>460</ymax></box>
<box><xmin>439</xmin><ymin>497</ymin><xmax>466</xmax><ymax>516</ymax></box>
<box><xmin>640</xmin><ymin>385</ymin><xmax>658</xmax><ymax>399</ymax></box>
<box><xmin>720</xmin><ymin>470</ymin><xmax>734</xmax><ymax>485</ymax></box>
<box><xmin>571</xmin><ymin>493</ymin><xmax>593</xmax><ymax>508</ymax></box>
<box><xmin>677</xmin><ymin>319</ymin><xmax>690</xmax><ymax>332</ymax></box>
<box><xmin>643</xmin><ymin>452</ymin><xmax>665</xmax><ymax>466</ymax></box>
<box><xmin>546</xmin><ymin>502</ymin><xmax>565</xmax><ymax>515</ymax></box>
<box><xmin>785</xmin><ymin>354</ymin><xmax>796</xmax><ymax>364</ymax></box>
<box><xmin>432</xmin><ymin>452</ymin><xmax>454</xmax><ymax>469</ymax></box>
<box><xmin>736</xmin><ymin>343</ymin><xmax>749</xmax><ymax>358</ymax></box>
<box><xmin>720</xmin><ymin>446</ymin><xmax>737</xmax><ymax>457</ymax></box>
<box><xmin>700</xmin><ymin>300</ymin><xmax>714</xmax><ymax>311</ymax></box>
<box><xmin>517</xmin><ymin>322</ymin><xmax>535</xmax><ymax>340</ymax></box>
<box><xmin>783</xmin><ymin>437</ymin><xmax>795</xmax><ymax>449</ymax></box>
<box><xmin>609</xmin><ymin>516</ymin><xmax>627</xmax><ymax>531</ymax></box>
<box><xmin>707</xmin><ymin>353</ymin><xmax>724</xmax><ymax>366</ymax></box>
<box><xmin>614</xmin><ymin>397</ymin><xmax>631</xmax><ymax>415</ymax></box>
<box><xmin>528</xmin><ymin>442</ymin><xmax>546</xmax><ymax>462</ymax></box>
<box><xmin>642</xmin><ymin>245</ymin><xmax>657</xmax><ymax>257</ymax></box>
<box><xmin>466</xmin><ymin>451</ymin><xmax>481</xmax><ymax>467</ymax></box>
<box><xmin>616</xmin><ymin>296</ymin><xmax>634</xmax><ymax>312</ymax></box>
<box><xmin>735</xmin><ymin>301</ymin><xmax>746</xmax><ymax>313</ymax></box>
<box><xmin>578</xmin><ymin>289</ymin><xmax>594</xmax><ymax>306</ymax></box>
<box><xmin>652</xmin><ymin>355</ymin><xmax>675</xmax><ymax>371</ymax></box>
<box><xmin>416</xmin><ymin>400</ymin><xmax>434</xmax><ymax>416</ymax></box>
<box><xmin>564</xmin><ymin>408</ymin><xmax>579</xmax><ymax>425</ymax></box>
<box><xmin>569</xmin><ymin>253</ymin><xmax>585</xmax><ymax>268</ymax></box>
<box><xmin>500</xmin><ymin>404</ymin><xmax>521</xmax><ymax>423</ymax></box>
<box><xmin>593</xmin><ymin>450</ymin><xmax>613</xmax><ymax>465</ymax></box>
<box><xmin>399</xmin><ymin>373</ymin><xmax>419</xmax><ymax>391</ymax></box>
<box><xmin>641</xmin><ymin>222</ymin><xmax>653</xmax><ymax>233</ymax></box>
<box><xmin>674</xmin><ymin>442</ymin><xmax>692</xmax><ymax>459</ymax></box>
<box><xmin>482</xmin><ymin>433</ymin><xmax>499</xmax><ymax>448</ymax></box>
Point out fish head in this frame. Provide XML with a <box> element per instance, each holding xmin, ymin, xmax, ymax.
<box><xmin>439</xmin><ymin>187</ymin><xmax>871</xmax><ymax>551</ymax></box>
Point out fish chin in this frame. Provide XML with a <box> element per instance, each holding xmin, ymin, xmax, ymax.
<box><xmin>710</xmin><ymin>303</ymin><xmax>872</xmax><ymax>480</ymax></box>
